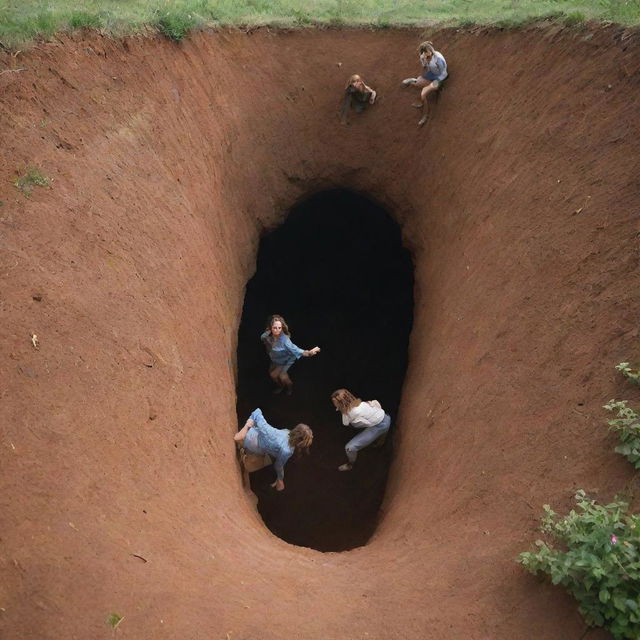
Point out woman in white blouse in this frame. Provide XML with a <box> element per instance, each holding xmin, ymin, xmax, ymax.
<box><xmin>330</xmin><ymin>388</ymin><xmax>391</xmax><ymax>471</ymax></box>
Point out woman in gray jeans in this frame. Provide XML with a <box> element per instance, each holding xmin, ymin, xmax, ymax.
<box><xmin>331</xmin><ymin>388</ymin><xmax>391</xmax><ymax>471</ymax></box>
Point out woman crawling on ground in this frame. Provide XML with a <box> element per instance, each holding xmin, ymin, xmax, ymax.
<box><xmin>402</xmin><ymin>41</ymin><xmax>448</xmax><ymax>127</ymax></box>
<box><xmin>234</xmin><ymin>408</ymin><xmax>313</xmax><ymax>491</ymax></box>
<box><xmin>331</xmin><ymin>388</ymin><xmax>391</xmax><ymax>471</ymax></box>
<box><xmin>340</xmin><ymin>74</ymin><xmax>377</xmax><ymax>125</ymax></box>
<box><xmin>261</xmin><ymin>314</ymin><xmax>320</xmax><ymax>395</ymax></box>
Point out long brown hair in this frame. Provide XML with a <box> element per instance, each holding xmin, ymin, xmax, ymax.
<box><xmin>289</xmin><ymin>423</ymin><xmax>313</xmax><ymax>456</ymax></box>
<box><xmin>331</xmin><ymin>388</ymin><xmax>361</xmax><ymax>414</ymax></box>
<box><xmin>264</xmin><ymin>314</ymin><xmax>291</xmax><ymax>343</ymax></box>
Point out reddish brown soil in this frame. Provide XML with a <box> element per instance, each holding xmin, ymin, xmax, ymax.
<box><xmin>1</xmin><ymin>24</ymin><xmax>640</xmax><ymax>640</ymax></box>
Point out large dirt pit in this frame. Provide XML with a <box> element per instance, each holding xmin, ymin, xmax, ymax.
<box><xmin>1</xmin><ymin>25</ymin><xmax>640</xmax><ymax>640</ymax></box>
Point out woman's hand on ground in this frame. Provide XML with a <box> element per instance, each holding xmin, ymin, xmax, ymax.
<box><xmin>271</xmin><ymin>479</ymin><xmax>285</xmax><ymax>491</ymax></box>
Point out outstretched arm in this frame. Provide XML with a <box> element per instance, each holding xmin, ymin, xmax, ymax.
<box><xmin>282</xmin><ymin>335</ymin><xmax>319</xmax><ymax>359</ymax></box>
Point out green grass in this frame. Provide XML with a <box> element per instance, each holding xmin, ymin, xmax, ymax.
<box><xmin>14</xmin><ymin>167</ymin><xmax>49</xmax><ymax>196</ymax></box>
<box><xmin>107</xmin><ymin>613</ymin><xmax>124</xmax><ymax>629</ymax></box>
<box><xmin>0</xmin><ymin>0</ymin><xmax>638</xmax><ymax>48</ymax></box>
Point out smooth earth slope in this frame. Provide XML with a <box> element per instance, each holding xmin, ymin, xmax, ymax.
<box><xmin>1</xmin><ymin>25</ymin><xmax>639</xmax><ymax>639</ymax></box>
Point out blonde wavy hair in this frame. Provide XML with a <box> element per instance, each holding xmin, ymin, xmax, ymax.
<box><xmin>418</xmin><ymin>41</ymin><xmax>436</xmax><ymax>55</ymax></box>
<box><xmin>289</xmin><ymin>424</ymin><xmax>313</xmax><ymax>455</ymax></box>
<box><xmin>345</xmin><ymin>73</ymin><xmax>363</xmax><ymax>90</ymax></box>
<box><xmin>331</xmin><ymin>388</ymin><xmax>361</xmax><ymax>414</ymax></box>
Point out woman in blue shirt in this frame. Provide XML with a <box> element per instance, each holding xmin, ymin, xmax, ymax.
<box><xmin>402</xmin><ymin>41</ymin><xmax>448</xmax><ymax>127</ymax></box>
<box><xmin>234</xmin><ymin>408</ymin><xmax>313</xmax><ymax>491</ymax></box>
<box><xmin>260</xmin><ymin>314</ymin><xmax>320</xmax><ymax>395</ymax></box>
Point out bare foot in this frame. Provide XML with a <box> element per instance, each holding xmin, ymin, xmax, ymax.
<box><xmin>412</xmin><ymin>103</ymin><xmax>423</xmax><ymax>109</ymax></box>
<box><xmin>418</xmin><ymin>114</ymin><xmax>429</xmax><ymax>127</ymax></box>
<box><xmin>338</xmin><ymin>463</ymin><xmax>353</xmax><ymax>472</ymax></box>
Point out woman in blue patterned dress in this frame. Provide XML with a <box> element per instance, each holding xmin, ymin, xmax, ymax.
<box><xmin>260</xmin><ymin>314</ymin><xmax>320</xmax><ymax>395</ymax></box>
<box><xmin>234</xmin><ymin>408</ymin><xmax>313</xmax><ymax>491</ymax></box>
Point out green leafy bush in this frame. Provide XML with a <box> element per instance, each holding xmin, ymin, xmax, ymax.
<box><xmin>519</xmin><ymin>491</ymin><xmax>640</xmax><ymax>639</ymax></box>
<box><xmin>604</xmin><ymin>400</ymin><xmax>640</xmax><ymax>469</ymax></box>
<box><xmin>616</xmin><ymin>362</ymin><xmax>640</xmax><ymax>386</ymax></box>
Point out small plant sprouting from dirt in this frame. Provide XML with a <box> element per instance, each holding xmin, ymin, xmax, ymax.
<box><xmin>604</xmin><ymin>400</ymin><xmax>640</xmax><ymax>469</ymax></box>
<box><xmin>603</xmin><ymin>361</ymin><xmax>640</xmax><ymax>468</ymax></box>
<box><xmin>14</xmin><ymin>167</ymin><xmax>50</xmax><ymax>196</ymax></box>
<box><xmin>616</xmin><ymin>362</ymin><xmax>640</xmax><ymax>386</ymax></box>
<box><xmin>519</xmin><ymin>491</ymin><xmax>640</xmax><ymax>640</ymax></box>
<box><xmin>107</xmin><ymin>612</ymin><xmax>124</xmax><ymax>629</ymax></box>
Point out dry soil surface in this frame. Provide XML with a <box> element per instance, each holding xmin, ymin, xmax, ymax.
<box><xmin>1</xmin><ymin>24</ymin><xmax>640</xmax><ymax>640</ymax></box>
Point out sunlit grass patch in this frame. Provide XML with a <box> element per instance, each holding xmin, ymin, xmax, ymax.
<box><xmin>0</xmin><ymin>0</ymin><xmax>638</xmax><ymax>48</ymax></box>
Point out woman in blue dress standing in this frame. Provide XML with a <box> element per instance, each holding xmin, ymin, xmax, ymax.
<box><xmin>260</xmin><ymin>314</ymin><xmax>320</xmax><ymax>395</ymax></box>
<box><xmin>234</xmin><ymin>408</ymin><xmax>313</xmax><ymax>491</ymax></box>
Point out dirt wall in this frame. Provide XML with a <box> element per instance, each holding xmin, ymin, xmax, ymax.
<box><xmin>1</xmin><ymin>25</ymin><xmax>639</xmax><ymax>639</ymax></box>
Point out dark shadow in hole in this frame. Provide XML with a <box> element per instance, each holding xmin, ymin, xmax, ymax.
<box><xmin>236</xmin><ymin>189</ymin><xmax>414</xmax><ymax>551</ymax></box>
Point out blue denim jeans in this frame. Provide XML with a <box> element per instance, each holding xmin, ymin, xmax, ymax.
<box><xmin>345</xmin><ymin>414</ymin><xmax>391</xmax><ymax>464</ymax></box>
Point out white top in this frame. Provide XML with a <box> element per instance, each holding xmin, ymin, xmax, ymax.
<box><xmin>342</xmin><ymin>400</ymin><xmax>385</xmax><ymax>429</ymax></box>
<box><xmin>420</xmin><ymin>50</ymin><xmax>448</xmax><ymax>81</ymax></box>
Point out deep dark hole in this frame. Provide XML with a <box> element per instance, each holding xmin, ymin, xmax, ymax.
<box><xmin>236</xmin><ymin>189</ymin><xmax>414</xmax><ymax>551</ymax></box>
